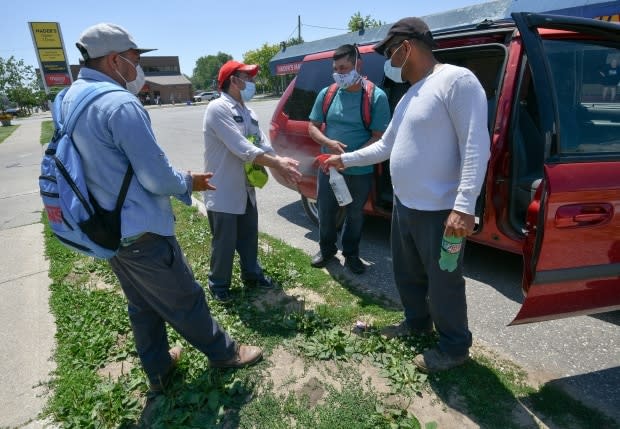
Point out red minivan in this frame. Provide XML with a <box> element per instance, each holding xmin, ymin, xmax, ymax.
<box><xmin>269</xmin><ymin>13</ymin><xmax>620</xmax><ymax>325</ymax></box>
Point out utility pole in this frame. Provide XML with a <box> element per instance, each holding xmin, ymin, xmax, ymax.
<box><xmin>298</xmin><ymin>15</ymin><xmax>301</xmax><ymax>41</ymax></box>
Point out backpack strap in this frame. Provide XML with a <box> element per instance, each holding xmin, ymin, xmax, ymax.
<box><xmin>321</xmin><ymin>83</ymin><xmax>339</xmax><ymax>121</ymax></box>
<box><xmin>60</xmin><ymin>82</ymin><xmax>124</xmax><ymax>136</ymax></box>
<box><xmin>321</xmin><ymin>80</ymin><xmax>375</xmax><ymax>130</ymax></box>
<box><xmin>55</xmin><ymin>82</ymin><xmax>134</xmax><ymax>214</ymax></box>
<box><xmin>360</xmin><ymin>79</ymin><xmax>375</xmax><ymax>130</ymax></box>
<box><xmin>51</xmin><ymin>88</ymin><xmax>69</xmax><ymax>132</ymax></box>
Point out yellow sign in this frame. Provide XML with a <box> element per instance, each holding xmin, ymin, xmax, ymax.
<box><xmin>38</xmin><ymin>48</ymin><xmax>66</xmax><ymax>62</ymax></box>
<box><xmin>596</xmin><ymin>14</ymin><xmax>620</xmax><ymax>22</ymax></box>
<box><xmin>30</xmin><ymin>22</ymin><xmax>62</xmax><ymax>48</ymax></box>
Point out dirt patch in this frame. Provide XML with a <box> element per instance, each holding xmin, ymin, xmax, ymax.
<box><xmin>97</xmin><ymin>359</ymin><xmax>134</xmax><ymax>382</ymax></box>
<box><xmin>251</xmin><ymin>286</ymin><xmax>326</xmax><ymax>314</ymax></box>
<box><xmin>264</xmin><ymin>346</ymin><xmax>479</xmax><ymax>428</ymax></box>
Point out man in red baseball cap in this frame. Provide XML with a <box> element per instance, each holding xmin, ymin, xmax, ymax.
<box><xmin>201</xmin><ymin>60</ymin><xmax>302</xmax><ymax>303</ymax></box>
<box><xmin>217</xmin><ymin>60</ymin><xmax>259</xmax><ymax>90</ymax></box>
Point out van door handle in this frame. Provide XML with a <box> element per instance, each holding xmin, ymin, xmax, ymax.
<box><xmin>554</xmin><ymin>204</ymin><xmax>613</xmax><ymax>228</ymax></box>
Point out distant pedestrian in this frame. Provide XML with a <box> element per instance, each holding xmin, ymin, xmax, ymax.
<box><xmin>69</xmin><ymin>23</ymin><xmax>264</xmax><ymax>397</ymax></box>
<box><xmin>201</xmin><ymin>60</ymin><xmax>302</xmax><ymax>302</ymax></box>
<box><xmin>155</xmin><ymin>94</ymin><xmax>160</xmax><ymax>105</ymax></box>
<box><xmin>600</xmin><ymin>58</ymin><xmax>619</xmax><ymax>101</ymax></box>
<box><xmin>145</xmin><ymin>94</ymin><xmax>151</xmax><ymax>105</ymax></box>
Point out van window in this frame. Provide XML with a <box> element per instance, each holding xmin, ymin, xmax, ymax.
<box><xmin>435</xmin><ymin>44</ymin><xmax>507</xmax><ymax>130</ymax></box>
<box><xmin>283</xmin><ymin>51</ymin><xmax>388</xmax><ymax>121</ymax></box>
<box><xmin>543</xmin><ymin>39</ymin><xmax>620</xmax><ymax>156</ymax></box>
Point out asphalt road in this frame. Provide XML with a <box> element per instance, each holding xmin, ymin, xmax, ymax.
<box><xmin>148</xmin><ymin>99</ymin><xmax>620</xmax><ymax>422</ymax></box>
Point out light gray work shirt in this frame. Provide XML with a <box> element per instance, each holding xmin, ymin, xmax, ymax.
<box><xmin>202</xmin><ymin>92</ymin><xmax>274</xmax><ymax>214</ymax></box>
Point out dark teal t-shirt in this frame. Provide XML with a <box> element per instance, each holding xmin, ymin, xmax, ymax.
<box><xmin>309</xmin><ymin>84</ymin><xmax>390</xmax><ymax>175</ymax></box>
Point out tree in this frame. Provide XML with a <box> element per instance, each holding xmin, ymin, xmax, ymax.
<box><xmin>243</xmin><ymin>43</ymin><xmax>281</xmax><ymax>94</ymax></box>
<box><xmin>348</xmin><ymin>12</ymin><xmax>385</xmax><ymax>32</ymax></box>
<box><xmin>0</xmin><ymin>56</ymin><xmax>40</xmax><ymax>113</ymax></box>
<box><xmin>192</xmin><ymin>52</ymin><xmax>232</xmax><ymax>90</ymax></box>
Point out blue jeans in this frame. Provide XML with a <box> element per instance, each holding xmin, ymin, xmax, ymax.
<box><xmin>317</xmin><ymin>170</ymin><xmax>372</xmax><ymax>258</ymax></box>
<box><xmin>109</xmin><ymin>234</ymin><xmax>236</xmax><ymax>386</ymax></box>
<box><xmin>391</xmin><ymin>197</ymin><xmax>472</xmax><ymax>357</ymax></box>
<box><xmin>207</xmin><ymin>197</ymin><xmax>265</xmax><ymax>293</ymax></box>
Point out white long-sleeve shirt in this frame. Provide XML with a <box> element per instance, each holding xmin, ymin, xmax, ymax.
<box><xmin>341</xmin><ymin>64</ymin><xmax>490</xmax><ymax>215</ymax></box>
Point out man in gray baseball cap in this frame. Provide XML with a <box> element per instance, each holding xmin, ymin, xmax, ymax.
<box><xmin>59</xmin><ymin>23</ymin><xmax>264</xmax><ymax>401</ymax></box>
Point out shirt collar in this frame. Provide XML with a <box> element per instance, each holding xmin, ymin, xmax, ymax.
<box><xmin>77</xmin><ymin>67</ymin><xmax>124</xmax><ymax>87</ymax></box>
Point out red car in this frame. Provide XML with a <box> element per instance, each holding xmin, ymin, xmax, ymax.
<box><xmin>269</xmin><ymin>13</ymin><xmax>620</xmax><ymax>325</ymax></box>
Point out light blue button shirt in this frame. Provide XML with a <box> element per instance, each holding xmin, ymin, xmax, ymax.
<box><xmin>61</xmin><ymin>68</ymin><xmax>193</xmax><ymax>239</ymax></box>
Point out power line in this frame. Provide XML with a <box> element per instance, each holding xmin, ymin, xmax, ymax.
<box><xmin>302</xmin><ymin>23</ymin><xmax>348</xmax><ymax>31</ymax></box>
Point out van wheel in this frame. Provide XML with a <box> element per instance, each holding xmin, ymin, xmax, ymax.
<box><xmin>301</xmin><ymin>196</ymin><xmax>345</xmax><ymax>229</ymax></box>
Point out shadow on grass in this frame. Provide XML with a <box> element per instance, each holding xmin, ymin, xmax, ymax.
<box><xmin>429</xmin><ymin>357</ymin><xmax>620</xmax><ymax>429</ymax></box>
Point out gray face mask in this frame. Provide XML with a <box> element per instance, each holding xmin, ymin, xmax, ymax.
<box><xmin>383</xmin><ymin>43</ymin><xmax>409</xmax><ymax>83</ymax></box>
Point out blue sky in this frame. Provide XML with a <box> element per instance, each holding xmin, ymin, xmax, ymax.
<box><xmin>4</xmin><ymin>0</ymin><xmax>486</xmax><ymax>76</ymax></box>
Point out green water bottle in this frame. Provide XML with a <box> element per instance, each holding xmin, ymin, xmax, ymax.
<box><xmin>439</xmin><ymin>235</ymin><xmax>463</xmax><ymax>272</ymax></box>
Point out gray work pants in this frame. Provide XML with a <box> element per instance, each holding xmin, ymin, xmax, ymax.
<box><xmin>110</xmin><ymin>234</ymin><xmax>236</xmax><ymax>386</ymax></box>
<box><xmin>391</xmin><ymin>197</ymin><xmax>472</xmax><ymax>357</ymax></box>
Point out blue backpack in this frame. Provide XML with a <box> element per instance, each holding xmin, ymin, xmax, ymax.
<box><xmin>39</xmin><ymin>83</ymin><xmax>133</xmax><ymax>259</ymax></box>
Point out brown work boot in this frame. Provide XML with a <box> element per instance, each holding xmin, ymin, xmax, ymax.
<box><xmin>380</xmin><ymin>320</ymin><xmax>433</xmax><ymax>339</ymax></box>
<box><xmin>209</xmin><ymin>344</ymin><xmax>263</xmax><ymax>369</ymax></box>
<box><xmin>413</xmin><ymin>347</ymin><xmax>469</xmax><ymax>373</ymax></box>
<box><xmin>149</xmin><ymin>346</ymin><xmax>183</xmax><ymax>393</ymax></box>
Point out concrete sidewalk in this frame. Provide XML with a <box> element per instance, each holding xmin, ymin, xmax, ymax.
<box><xmin>0</xmin><ymin>116</ymin><xmax>56</xmax><ymax>428</ymax></box>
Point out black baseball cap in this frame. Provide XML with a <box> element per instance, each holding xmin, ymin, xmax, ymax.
<box><xmin>374</xmin><ymin>17</ymin><xmax>437</xmax><ymax>56</ymax></box>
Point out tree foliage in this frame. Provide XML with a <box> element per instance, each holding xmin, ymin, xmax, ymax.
<box><xmin>0</xmin><ymin>56</ymin><xmax>44</xmax><ymax>113</ymax></box>
<box><xmin>348</xmin><ymin>12</ymin><xmax>385</xmax><ymax>32</ymax></box>
<box><xmin>243</xmin><ymin>43</ymin><xmax>281</xmax><ymax>94</ymax></box>
<box><xmin>191</xmin><ymin>52</ymin><xmax>232</xmax><ymax>90</ymax></box>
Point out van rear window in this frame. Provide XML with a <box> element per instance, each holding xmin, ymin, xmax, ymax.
<box><xmin>283</xmin><ymin>51</ymin><xmax>388</xmax><ymax>121</ymax></box>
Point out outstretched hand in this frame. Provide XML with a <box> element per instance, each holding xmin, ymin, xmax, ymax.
<box><xmin>276</xmin><ymin>156</ymin><xmax>302</xmax><ymax>185</ymax></box>
<box><xmin>191</xmin><ymin>172</ymin><xmax>216</xmax><ymax>191</ymax></box>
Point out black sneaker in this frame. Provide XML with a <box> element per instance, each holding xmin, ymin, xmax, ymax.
<box><xmin>244</xmin><ymin>275</ymin><xmax>277</xmax><ymax>289</ymax></box>
<box><xmin>209</xmin><ymin>287</ymin><xmax>232</xmax><ymax>303</ymax></box>
<box><xmin>311</xmin><ymin>251</ymin><xmax>336</xmax><ymax>268</ymax></box>
<box><xmin>345</xmin><ymin>256</ymin><xmax>366</xmax><ymax>274</ymax></box>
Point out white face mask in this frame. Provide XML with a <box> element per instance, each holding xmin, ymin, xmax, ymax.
<box><xmin>332</xmin><ymin>58</ymin><xmax>361</xmax><ymax>89</ymax></box>
<box><xmin>117</xmin><ymin>56</ymin><xmax>146</xmax><ymax>95</ymax></box>
<box><xmin>240</xmin><ymin>81</ymin><xmax>256</xmax><ymax>102</ymax></box>
<box><xmin>383</xmin><ymin>43</ymin><xmax>409</xmax><ymax>83</ymax></box>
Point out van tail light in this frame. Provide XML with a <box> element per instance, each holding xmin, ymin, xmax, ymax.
<box><xmin>554</xmin><ymin>204</ymin><xmax>613</xmax><ymax>228</ymax></box>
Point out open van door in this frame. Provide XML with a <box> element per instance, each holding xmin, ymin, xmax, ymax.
<box><xmin>510</xmin><ymin>13</ymin><xmax>620</xmax><ymax>325</ymax></box>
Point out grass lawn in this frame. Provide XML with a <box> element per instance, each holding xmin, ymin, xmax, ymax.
<box><xmin>0</xmin><ymin>124</ymin><xmax>19</xmax><ymax>143</ymax></box>
<box><xmin>38</xmin><ymin>111</ymin><xmax>617</xmax><ymax>429</ymax></box>
<box><xmin>40</xmin><ymin>120</ymin><xmax>54</xmax><ymax>144</ymax></box>
<box><xmin>40</xmin><ymin>199</ymin><xmax>618</xmax><ymax>429</ymax></box>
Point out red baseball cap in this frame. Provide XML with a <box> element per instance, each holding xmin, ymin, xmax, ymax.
<box><xmin>217</xmin><ymin>60</ymin><xmax>259</xmax><ymax>89</ymax></box>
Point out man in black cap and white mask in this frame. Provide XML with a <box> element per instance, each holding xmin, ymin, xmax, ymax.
<box><xmin>326</xmin><ymin>17</ymin><xmax>490</xmax><ymax>372</ymax></box>
<box><xmin>66</xmin><ymin>23</ymin><xmax>263</xmax><ymax>397</ymax></box>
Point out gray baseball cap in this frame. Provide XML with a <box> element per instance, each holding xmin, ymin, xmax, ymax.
<box><xmin>76</xmin><ymin>23</ymin><xmax>155</xmax><ymax>60</ymax></box>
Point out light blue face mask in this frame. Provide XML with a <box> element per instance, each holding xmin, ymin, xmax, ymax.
<box><xmin>240</xmin><ymin>81</ymin><xmax>256</xmax><ymax>102</ymax></box>
<box><xmin>383</xmin><ymin>43</ymin><xmax>409</xmax><ymax>83</ymax></box>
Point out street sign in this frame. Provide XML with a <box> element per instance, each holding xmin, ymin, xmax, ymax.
<box><xmin>28</xmin><ymin>22</ymin><xmax>73</xmax><ymax>95</ymax></box>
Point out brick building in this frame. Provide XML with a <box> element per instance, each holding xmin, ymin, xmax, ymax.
<box><xmin>69</xmin><ymin>56</ymin><xmax>192</xmax><ymax>105</ymax></box>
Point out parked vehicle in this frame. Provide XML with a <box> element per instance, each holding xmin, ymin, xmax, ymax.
<box><xmin>268</xmin><ymin>13</ymin><xmax>620</xmax><ymax>325</ymax></box>
<box><xmin>193</xmin><ymin>91</ymin><xmax>220</xmax><ymax>102</ymax></box>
